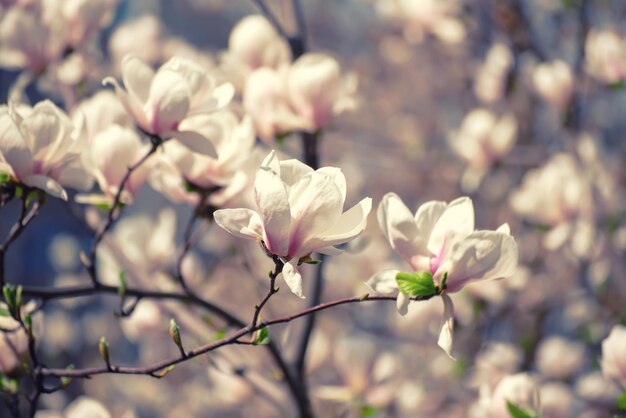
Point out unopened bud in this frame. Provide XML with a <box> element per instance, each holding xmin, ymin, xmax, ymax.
<box><xmin>99</xmin><ymin>337</ymin><xmax>110</xmax><ymax>368</ymax></box>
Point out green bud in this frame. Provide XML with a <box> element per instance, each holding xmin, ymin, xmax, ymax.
<box><xmin>99</xmin><ymin>337</ymin><xmax>110</xmax><ymax>368</ymax></box>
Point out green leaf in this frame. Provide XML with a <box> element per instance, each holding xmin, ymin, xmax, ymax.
<box><xmin>617</xmin><ymin>392</ymin><xmax>626</xmax><ymax>410</ymax></box>
<box><xmin>359</xmin><ymin>405</ymin><xmax>380</xmax><ymax>417</ymax></box>
<box><xmin>214</xmin><ymin>329</ymin><xmax>226</xmax><ymax>341</ymax></box>
<box><xmin>506</xmin><ymin>401</ymin><xmax>533</xmax><ymax>418</ymax></box>
<box><xmin>252</xmin><ymin>327</ymin><xmax>270</xmax><ymax>345</ymax></box>
<box><xmin>395</xmin><ymin>272</ymin><xmax>436</xmax><ymax>297</ymax></box>
<box><xmin>0</xmin><ymin>308</ymin><xmax>10</xmax><ymax>317</ymax></box>
<box><xmin>610</xmin><ymin>80</ymin><xmax>625</xmax><ymax>91</ymax></box>
<box><xmin>118</xmin><ymin>271</ymin><xmax>126</xmax><ymax>296</ymax></box>
<box><xmin>0</xmin><ymin>173</ymin><xmax>10</xmax><ymax>183</ymax></box>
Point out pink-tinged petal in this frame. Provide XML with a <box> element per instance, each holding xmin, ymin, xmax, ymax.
<box><xmin>20</xmin><ymin>101</ymin><xmax>65</xmax><ymax>163</ymax></box>
<box><xmin>214</xmin><ymin>208</ymin><xmax>262</xmax><ymax>240</ymax></box>
<box><xmin>414</xmin><ymin>200</ymin><xmax>447</xmax><ymax>243</ymax></box>
<box><xmin>120</xmin><ymin>54</ymin><xmax>154</xmax><ymax>103</ymax></box>
<box><xmin>23</xmin><ymin>175</ymin><xmax>67</xmax><ymax>200</ymax></box>
<box><xmin>287</xmin><ymin>172</ymin><xmax>343</xmax><ymax>256</ymax></box>
<box><xmin>54</xmin><ymin>158</ymin><xmax>94</xmax><ymax>191</ymax></box>
<box><xmin>102</xmin><ymin>77</ymin><xmax>149</xmax><ymax>131</ymax></box>
<box><xmin>443</xmin><ymin>230</ymin><xmax>518</xmax><ymax>292</ymax></box>
<box><xmin>255</xmin><ymin>166</ymin><xmax>291</xmax><ymax>256</ymax></box>
<box><xmin>297</xmin><ymin>197</ymin><xmax>371</xmax><ymax>256</ymax></box>
<box><xmin>279</xmin><ymin>158</ymin><xmax>313</xmax><ymax>188</ymax></box>
<box><xmin>438</xmin><ymin>293</ymin><xmax>455</xmax><ymax>360</ymax></box>
<box><xmin>0</xmin><ymin>109</ymin><xmax>32</xmax><ymax>179</ymax></box>
<box><xmin>169</xmin><ymin>130</ymin><xmax>217</xmax><ymax>158</ymax></box>
<box><xmin>427</xmin><ymin>196</ymin><xmax>474</xmax><ymax>255</ymax></box>
<box><xmin>145</xmin><ymin>70</ymin><xmax>190</xmax><ymax>134</ymax></box>
<box><xmin>365</xmin><ymin>269</ymin><xmax>401</xmax><ymax>295</ymax></box>
<box><xmin>396</xmin><ymin>292</ymin><xmax>411</xmax><ymax>316</ymax></box>
<box><xmin>281</xmin><ymin>259</ymin><xmax>304</xmax><ymax>298</ymax></box>
<box><xmin>377</xmin><ymin>193</ymin><xmax>421</xmax><ymax>266</ymax></box>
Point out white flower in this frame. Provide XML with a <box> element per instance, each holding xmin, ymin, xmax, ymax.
<box><xmin>78</xmin><ymin>124</ymin><xmax>153</xmax><ymax>204</ymax></box>
<box><xmin>0</xmin><ymin>100</ymin><xmax>93</xmax><ymax>200</ymax></box>
<box><xmin>214</xmin><ymin>151</ymin><xmax>372</xmax><ymax>298</ymax></box>
<box><xmin>367</xmin><ymin>193</ymin><xmax>518</xmax><ymax>357</ymax></box>
<box><xmin>585</xmin><ymin>29</ymin><xmax>626</xmax><ymax>85</ymax></box>
<box><xmin>478</xmin><ymin>373</ymin><xmax>540</xmax><ymax>418</ymax></box>
<box><xmin>601</xmin><ymin>324</ymin><xmax>626</xmax><ymax>391</ymax></box>
<box><xmin>103</xmin><ymin>54</ymin><xmax>234</xmax><ymax>152</ymax></box>
<box><xmin>532</xmin><ymin>60</ymin><xmax>574</xmax><ymax>111</ymax></box>
<box><xmin>474</xmin><ymin>42</ymin><xmax>513</xmax><ymax>104</ymax></box>
<box><xmin>60</xmin><ymin>0</ymin><xmax>118</xmax><ymax>47</ymax></box>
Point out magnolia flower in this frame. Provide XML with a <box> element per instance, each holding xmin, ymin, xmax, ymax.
<box><xmin>367</xmin><ymin>194</ymin><xmax>518</xmax><ymax>357</ymax></box>
<box><xmin>214</xmin><ymin>151</ymin><xmax>372</xmax><ymax>298</ymax></box>
<box><xmin>78</xmin><ymin>125</ymin><xmax>153</xmax><ymax>204</ymax></box>
<box><xmin>103</xmin><ymin>54</ymin><xmax>234</xmax><ymax>152</ymax></box>
<box><xmin>72</xmin><ymin>90</ymin><xmax>132</xmax><ymax>142</ymax></box>
<box><xmin>474</xmin><ymin>42</ymin><xmax>513</xmax><ymax>104</ymax></box>
<box><xmin>60</xmin><ymin>0</ymin><xmax>118</xmax><ymax>48</ymax></box>
<box><xmin>0</xmin><ymin>100</ymin><xmax>93</xmax><ymax>200</ymax></box>
<box><xmin>532</xmin><ymin>60</ymin><xmax>574</xmax><ymax>111</ymax></box>
<box><xmin>585</xmin><ymin>29</ymin><xmax>626</xmax><ymax>85</ymax></box>
<box><xmin>151</xmin><ymin>110</ymin><xmax>255</xmax><ymax>207</ymax></box>
<box><xmin>244</xmin><ymin>53</ymin><xmax>357</xmax><ymax>141</ymax></box>
<box><xmin>601</xmin><ymin>324</ymin><xmax>626</xmax><ymax>391</ymax></box>
<box><xmin>222</xmin><ymin>14</ymin><xmax>290</xmax><ymax>87</ymax></box>
<box><xmin>478</xmin><ymin>373</ymin><xmax>540</xmax><ymax>418</ymax></box>
<box><xmin>535</xmin><ymin>336</ymin><xmax>586</xmax><ymax>380</ymax></box>
<box><xmin>37</xmin><ymin>396</ymin><xmax>113</xmax><ymax>418</ymax></box>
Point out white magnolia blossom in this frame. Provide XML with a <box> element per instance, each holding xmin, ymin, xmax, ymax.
<box><xmin>585</xmin><ymin>29</ymin><xmax>626</xmax><ymax>85</ymax></box>
<box><xmin>474</xmin><ymin>42</ymin><xmax>513</xmax><ymax>104</ymax></box>
<box><xmin>477</xmin><ymin>373</ymin><xmax>540</xmax><ymax>418</ymax></box>
<box><xmin>222</xmin><ymin>14</ymin><xmax>290</xmax><ymax>88</ymax></box>
<box><xmin>244</xmin><ymin>53</ymin><xmax>357</xmax><ymax>141</ymax></box>
<box><xmin>60</xmin><ymin>0</ymin><xmax>118</xmax><ymax>48</ymax></box>
<box><xmin>367</xmin><ymin>194</ymin><xmax>518</xmax><ymax>357</ymax></box>
<box><xmin>0</xmin><ymin>100</ymin><xmax>93</xmax><ymax>200</ymax></box>
<box><xmin>601</xmin><ymin>324</ymin><xmax>626</xmax><ymax>391</ymax></box>
<box><xmin>72</xmin><ymin>90</ymin><xmax>132</xmax><ymax>142</ymax></box>
<box><xmin>214</xmin><ymin>151</ymin><xmax>372</xmax><ymax>298</ymax></box>
<box><xmin>78</xmin><ymin>125</ymin><xmax>153</xmax><ymax>204</ymax></box>
<box><xmin>535</xmin><ymin>336</ymin><xmax>587</xmax><ymax>380</ymax></box>
<box><xmin>532</xmin><ymin>60</ymin><xmax>574</xmax><ymax>111</ymax></box>
<box><xmin>151</xmin><ymin>110</ymin><xmax>255</xmax><ymax>207</ymax></box>
<box><xmin>104</xmin><ymin>54</ymin><xmax>234</xmax><ymax>152</ymax></box>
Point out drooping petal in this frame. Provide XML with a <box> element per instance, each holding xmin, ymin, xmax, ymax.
<box><xmin>121</xmin><ymin>54</ymin><xmax>154</xmax><ymax>103</ymax></box>
<box><xmin>23</xmin><ymin>174</ymin><xmax>67</xmax><ymax>200</ymax></box>
<box><xmin>169</xmin><ymin>130</ymin><xmax>217</xmax><ymax>157</ymax></box>
<box><xmin>427</xmin><ymin>196</ymin><xmax>474</xmax><ymax>255</ymax></box>
<box><xmin>365</xmin><ymin>269</ymin><xmax>401</xmax><ymax>295</ymax></box>
<box><xmin>438</xmin><ymin>293</ymin><xmax>455</xmax><ymax>360</ymax></box>
<box><xmin>214</xmin><ymin>208</ymin><xmax>262</xmax><ymax>241</ymax></box>
<box><xmin>297</xmin><ymin>197</ymin><xmax>371</xmax><ymax>256</ymax></box>
<box><xmin>377</xmin><ymin>193</ymin><xmax>421</xmax><ymax>266</ymax></box>
<box><xmin>287</xmin><ymin>171</ymin><xmax>344</xmax><ymax>256</ymax></box>
<box><xmin>255</xmin><ymin>166</ymin><xmax>291</xmax><ymax>256</ymax></box>
<box><xmin>396</xmin><ymin>292</ymin><xmax>411</xmax><ymax>316</ymax></box>
<box><xmin>281</xmin><ymin>259</ymin><xmax>304</xmax><ymax>298</ymax></box>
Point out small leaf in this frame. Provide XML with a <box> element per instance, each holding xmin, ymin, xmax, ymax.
<box><xmin>118</xmin><ymin>271</ymin><xmax>126</xmax><ymax>297</ymax></box>
<box><xmin>0</xmin><ymin>173</ymin><xmax>10</xmax><ymax>183</ymax></box>
<box><xmin>0</xmin><ymin>308</ymin><xmax>10</xmax><ymax>317</ymax></box>
<box><xmin>153</xmin><ymin>364</ymin><xmax>175</xmax><ymax>378</ymax></box>
<box><xmin>617</xmin><ymin>392</ymin><xmax>626</xmax><ymax>410</ymax></box>
<box><xmin>169</xmin><ymin>318</ymin><xmax>182</xmax><ymax>347</ymax></box>
<box><xmin>395</xmin><ymin>271</ymin><xmax>436</xmax><ymax>297</ymax></box>
<box><xmin>506</xmin><ymin>401</ymin><xmax>533</xmax><ymax>418</ymax></box>
<box><xmin>253</xmin><ymin>327</ymin><xmax>270</xmax><ymax>345</ymax></box>
<box><xmin>359</xmin><ymin>405</ymin><xmax>380</xmax><ymax>417</ymax></box>
<box><xmin>214</xmin><ymin>329</ymin><xmax>226</xmax><ymax>341</ymax></box>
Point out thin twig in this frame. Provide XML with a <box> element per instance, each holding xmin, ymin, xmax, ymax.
<box><xmin>249</xmin><ymin>0</ymin><xmax>289</xmax><ymax>39</ymax></box>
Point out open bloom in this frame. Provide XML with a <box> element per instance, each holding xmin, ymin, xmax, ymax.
<box><xmin>214</xmin><ymin>151</ymin><xmax>372</xmax><ymax>297</ymax></box>
<box><xmin>104</xmin><ymin>54</ymin><xmax>234</xmax><ymax>152</ymax></box>
<box><xmin>367</xmin><ymin>194</ymin><xmax>518</xmax><ymax>357</ymax></box>
<box><xmin>0</xmin><ymin>100</ymin><xmax>93</xmax><ymax>200</ymax></box>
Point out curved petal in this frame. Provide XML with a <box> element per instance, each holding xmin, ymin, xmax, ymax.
<box><xmin>396</xmin><ymin>292</ymin><xmax>411</xmax><ymax>316</ymax></box>
<box><xmin>414</xmin><ymin>200</ymin><xmax>447</xmax><ymax>244</ymax></box>
<box><xmin>211</xmin><ymin>83</ymin><xmax>235</xmax><ymax>109</ymax></box>
<box><xmin>146</xmin><ymin>70</ymin><xmax>190</xmax><ymax>134</ymax></box>
<box><xmin>169</xmin><ymin>130</ymin><xmax>217</xmax><ymax>158</ymax></box>
<box><xmin>21</xmin><ymin>101</ymin><xmax>66</xmax><ymax>163</ymax></box>
<box><xmin>287</xmin><ymin>172</ymin><xmax>344</xmax><ymax>256</ymax></box>
<box><xmin>23</xmin><ymin>174</ymin><xmax>67</xmax><ymax>200</ymax></box>
<box><xmin>281</xmin><ymin>259</ymin><xmax>304</xmax><ymax>298</ymax></box>
<box><xmin>0</xmin><ymin>109</ymin><xmax>31</xmax><ymax>179</ymax></box>
<box><xmin>102</xmin><ymin>77</ymin><xmax>149</xmax><ymax>131</ymax></box>
<box><xmin>279</xmin><ymin>158</ymin><xmax>313</xmax><ymax>188</ymax></box>
<box><xmin>427</xmin><ymin>196</ymin><xmax>474</xmax><ymax>255</ymax></box>
<box><xmin>255</xmin><ymin>166</ymin><xmax>291</xmax><ymax>256</ymax></box>
<box><xmin>214</xmin><ymin>208</ymin><xmax>262</xmax><ymax>240</ymax></box>
<box><xmin>121</xmin><ymin>54</ymin><xmax>154</xmax><ymax>103</ymax></box>
<box><xmin>365</xmin><ymin>269</ymin><xmax>401</xmax><ymax>295</ymax></box>
<box><xmin>377</xmin><ymin>193</ymin><xmax>421</xmax><ymax>265</ymax></box>
<box><xmin>316</xmin><ymin>166</ymin><xmax>346</xmax><ymax>206</ymax></box>
<box><xmin>437</xmin><ymin>293</ymin><xmax>455</xmax><ymax>360</ymax></box>
<box><xmin>297</xmin><ymin>197</ymin><xmax>371</xmax><ymax>256</ymax></box>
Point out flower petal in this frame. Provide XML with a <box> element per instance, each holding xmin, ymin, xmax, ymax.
<box><xmin>255</xmin><ymin>166</ymin><xmax>291</xmax><ymax>256</ymax></box>
<box><xmin>169</xmin><ymin>130</ymin><xmax>217</xmax><ymax>158</ymax></box>
<box><xmin>438</xmin><ymin>293</ymin><xmax>455</xmax><ymax>360</ymax></box>
<box><xmin>0</xmin><ymin>107</ymin><xmax>31</xmax><ymax>179</ymax></box>
<box><xmin>146</xmin><ymin>70</ymin><xmax>190</xmax><ymax>134</ymax></box>
<box><xmin>377</xmin><ymin>193</ymin><xmax>421</xmax><ymax>266</ymax></box>
<box><xmin>102</xmin><ymin>77</ymin><xmax>149</xmax><ymax>131</ymax></box>
<box><xmin>23</xmin><ymin>174</ymin><xmax>67</xmax><ymax>200</ymax></box>
<box><xmin>396</xmin><ymin>292</ymin><xmax>411</xmax><ymax>316</ymax></box>
<box><xmin>365</xmin><ymin>269</ymin><xmax>401</xmax><ymax>295</ymax></box>
<box><xmin>282</xmin><ymin>259</ymin><xmax>304</xmax><ymax>298</ymax></box>
<box><xmin>214</xmin><ymin>208</ymin><xmax>262</xmax><ymax>240</ymax></box>
<box><xmin>121</xmin><ymin>54</ymin><xmax>154</xmax><ymax>103</ymax></box>
<box><xmin>279</xmin><ymin>158</ymin><xmax>313</xmax><ymax>188</ymax></box>
<box><xmin>427</xmin><ymin>196</ymin><xmax>474</xmax><ymax>255</ymax></box>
